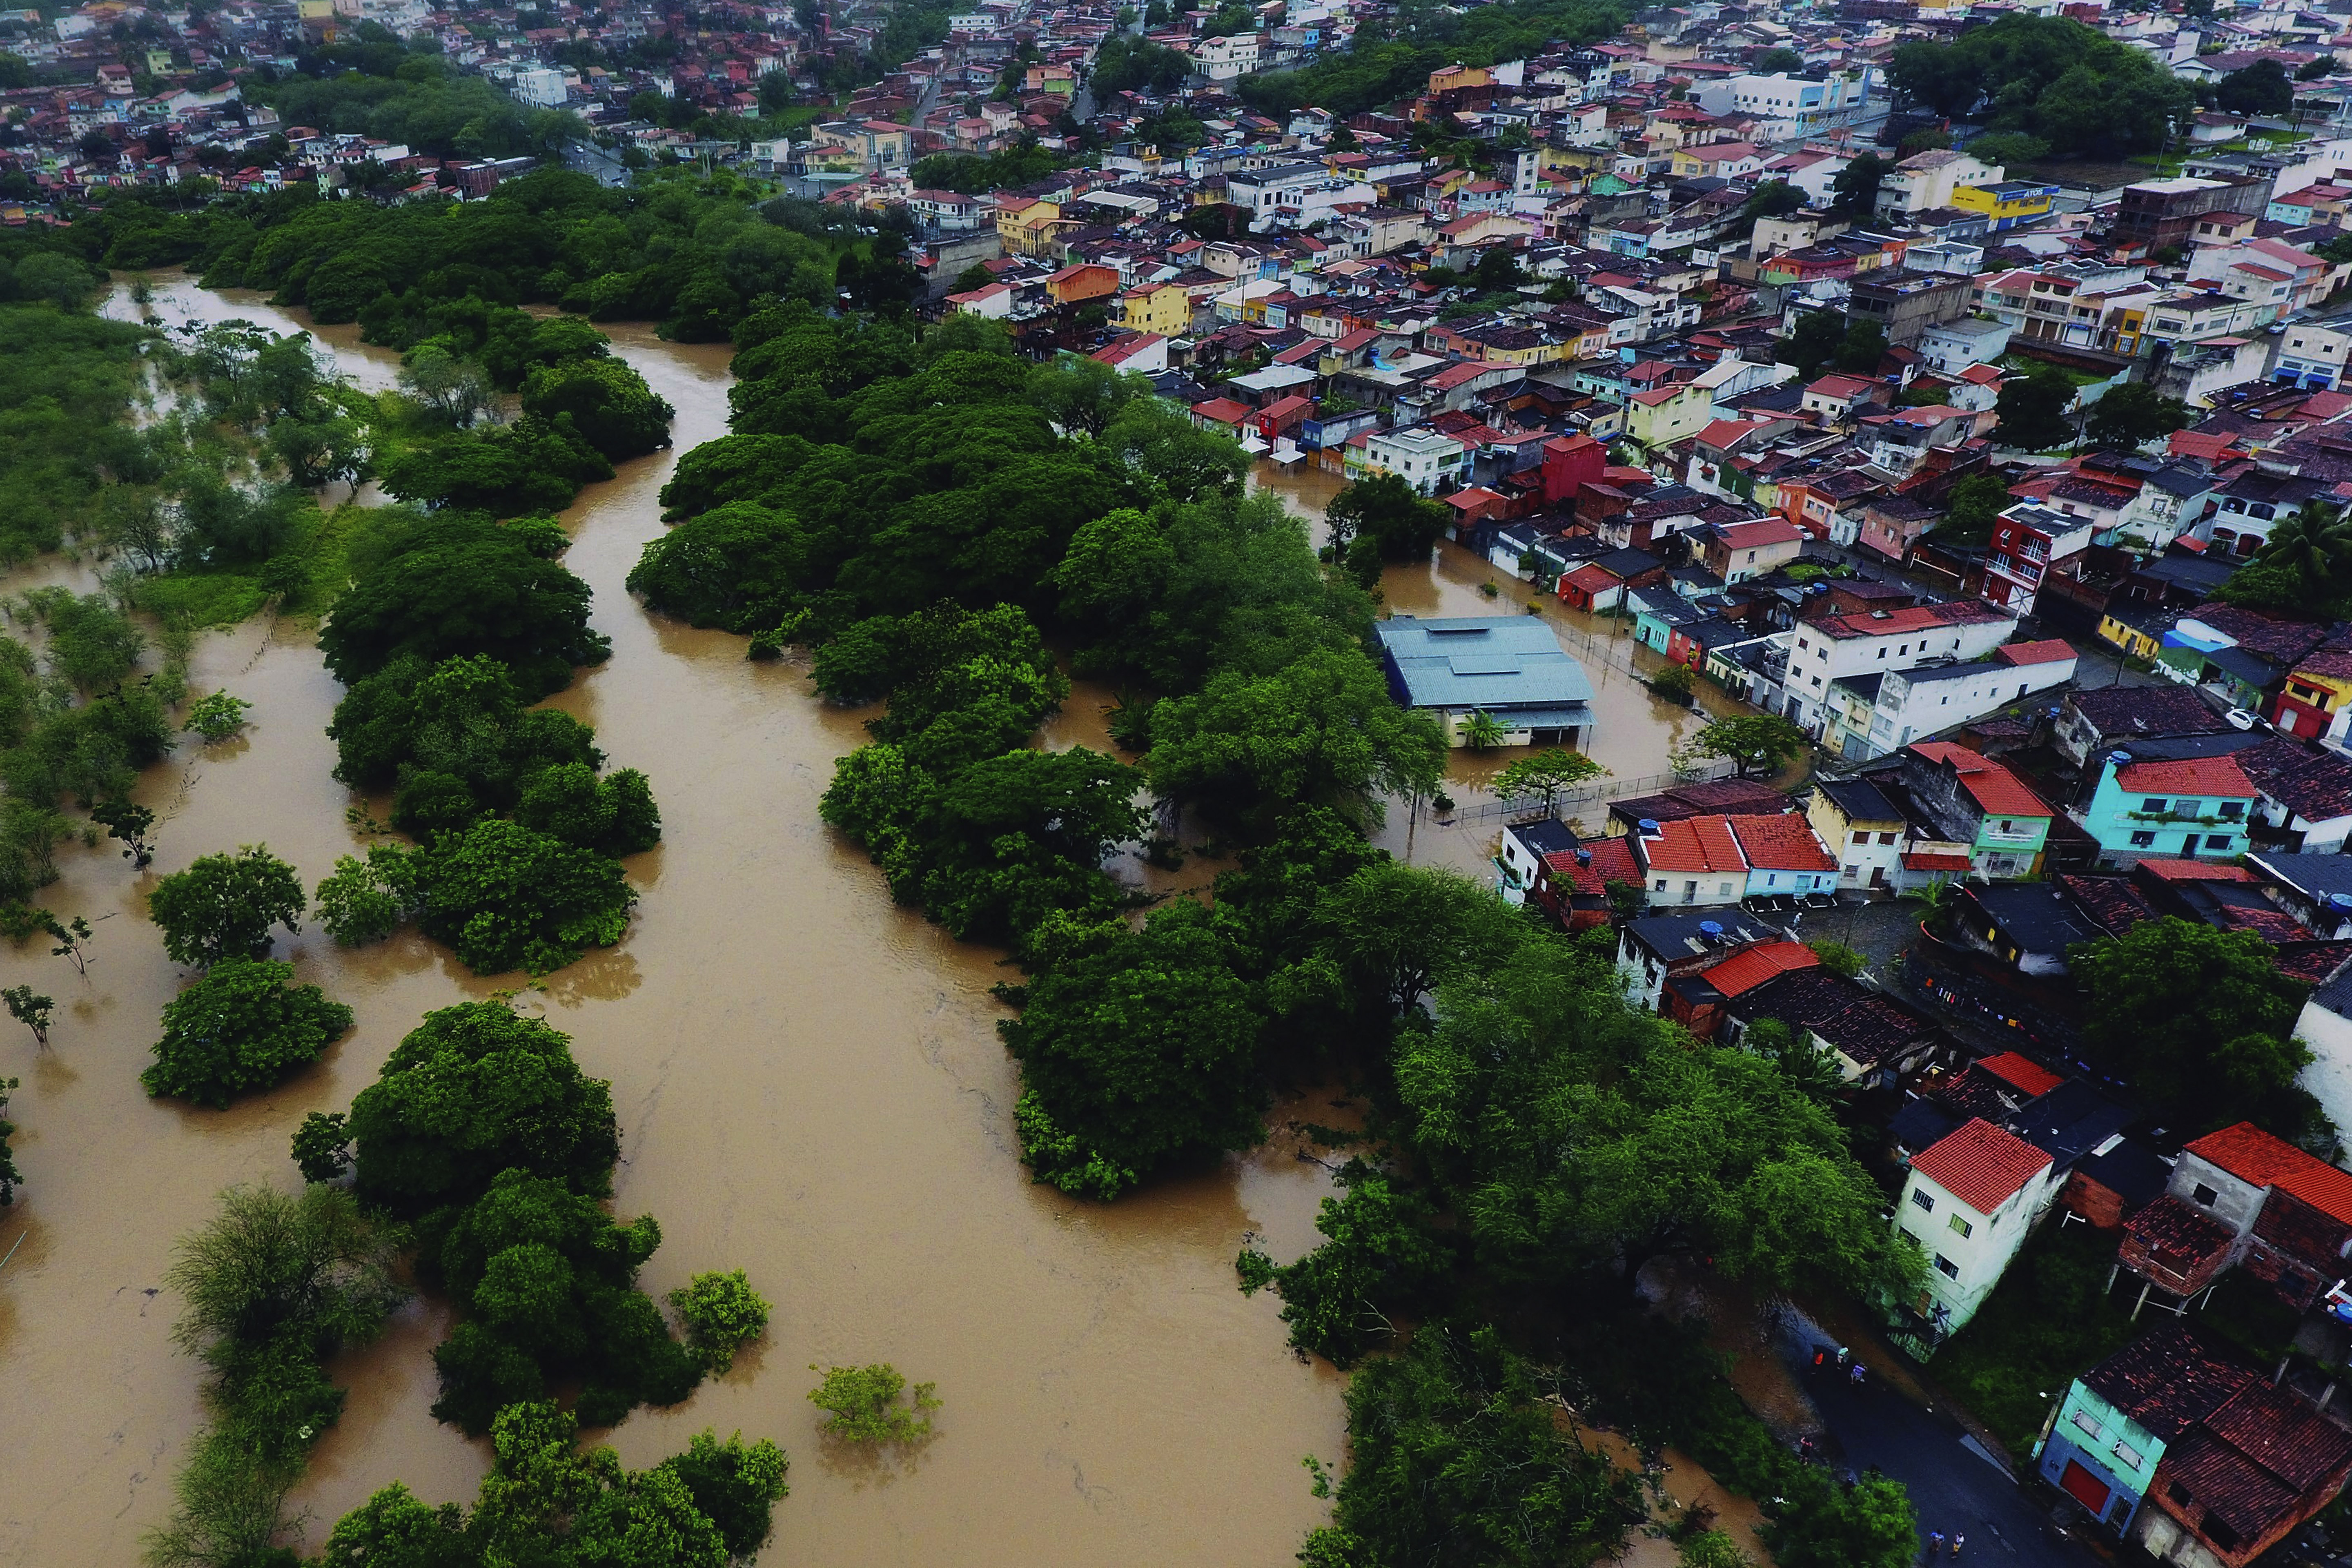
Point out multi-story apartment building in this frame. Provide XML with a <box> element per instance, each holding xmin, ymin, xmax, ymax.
<box><xmin>1983</xmin><ymin>504</ymin><xmax>2096</xmax><ymax>617</ymax></box>
<box><xmin>1776</xmin><ymin>600</ymin><xmax>2017</xmax><ymax>736</ymax></box>
<box><xmin>1875</xmin><ymin>148</ymin><xmax>2002</xmax><ymax>218</ymax></box>
<box><xmin>2110</xmin><ymin>176</ymin><xmax>2272</xmax><ymax>254</ymax></box>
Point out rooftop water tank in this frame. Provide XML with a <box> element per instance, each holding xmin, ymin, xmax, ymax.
<box><xmin>1638</xmin><ymin>818</ymin><xmax>1662</xmax><ymax>834</ymax></box>
<box><xmin>1699</xmin><ymin>920</ymin><xmax>1725</xmax><ymax>939</ymax></box>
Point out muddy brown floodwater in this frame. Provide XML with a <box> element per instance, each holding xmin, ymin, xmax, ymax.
<box><xmin>0</xmin><ymin>276</ymin><xmax>1348</xmax><ymax>1566</ymax></box>
<box><xmin>1247</xmin><ymin>459</ymin><xmax>1748</xmax><ymax>881</ymax></box>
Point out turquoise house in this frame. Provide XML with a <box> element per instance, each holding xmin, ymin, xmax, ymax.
<box><xmin>2033</xmin><ymin>1325</ymin><xmax>2253</xmax><ymax>1536</ymax></box>
<box><xmin>2078</xmin><ymin>746</ymin><xmax>2256</xmax><ymax>867</ymax></box>
<box><xmin>1627</xmin><ymin>586</ymin><xmax>1702</xmax><ymax>661</ymax></box>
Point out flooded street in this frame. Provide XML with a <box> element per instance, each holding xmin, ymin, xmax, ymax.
<box><xmin>0</xmin><ymin>280</ymin><xmax>1347</xmax><ymax>1565</ymax></box>
<box><xmin>1247</xmin><ymin>459</ymin><xmax>1750</xmax><ymax>878</ymax></box>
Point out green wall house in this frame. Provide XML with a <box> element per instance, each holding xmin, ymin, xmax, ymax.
<box><xmin>2032</xmin><ymin>1324</ymin><xmax>2254</xmax><ymax>1538</ymax></box>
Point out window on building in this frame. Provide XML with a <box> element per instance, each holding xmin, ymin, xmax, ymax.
<box><xmin>1879</xmin><ymin>831</ymin><xmax>1900</xmax><ymax>844</ymax></box>
<box><xmin>1911</xmin><ymin>1188</ymin><xmax>1936</xmax><ymax>1213</ymax></box>
<box><xmin>1949</xmin><ymin>1213</ymin><xmax>1973</xmax><ymax>1239</ymax></box>
<box><xmin>2141</xmin><ymin>798</ymin><xmax>2167</xmax><ymax>813</ymax></box>
<box><xmin>1934</xmin><ymin>1254</ymin><xmax>1960</xmax><ymax>1279</ymax></box>
<box><xmin>2113</xmin><ymin>1440</ymin><xmax>2143</xmax><ymax>1469</ymax></box>
<box><xmin>2130</xmin><ymin>831</ymin><xmax>2155</xmax><ymax>848</ymax></box>
<box><xmin>2218</xmin><ymin>802</ymin><xmax>2244</xmax><ymax>820</ymax></box>
<box><xmin>2207</xmin><ymin>834</ymin><xmax>2234</xmax><ymax>850</ymax></box>
<box><xmin>2193</xmin><ymin>1182</ymin><xmax>2218</xmax><ymax>1207</ymax></box>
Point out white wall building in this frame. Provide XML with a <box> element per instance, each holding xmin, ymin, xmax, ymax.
<box><xmin>1778</xmin><ymin>601</ymin><xmax>2021</xmax><ymax>736</ymax></box>
<box><xmin>509</xmin><ymin>66</ymin><xmax>569</xmax><ymax>107</ymax></box>
<box><xmin>1894</xmin><ymin>1118</ymin><xmax>2063</xmax><ymax>1338</ymax></box>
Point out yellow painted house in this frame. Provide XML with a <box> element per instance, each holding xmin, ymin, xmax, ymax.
<box><xmin>1949</xmin><ymin>181</ymin><xmax>2057</xmax><ymax>227</ymax></box>
<box><xmin>1624</xmin><ymin>381</ymin><xmax>1715</xmax><ymax>451</ymax></box>
<box><xmin>1120</xmin><ymin>281</ymin><xmax>1192</xmax><ymax>336</ymax></box>
<box><xmin>996</xmin><ymin>197</ymin><xmax>1061</xmax><ymax>257</ymax></box>
<box><xmin>2095</xmin><ymin>606</ymin><xmax>2168</xmax><ymax>661</ymax></box>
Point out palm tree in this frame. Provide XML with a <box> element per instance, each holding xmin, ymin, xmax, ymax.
<box><xmin>2259</xmin><ymin>500</ymin><xmax>2352</xmax><ymax>582</ymax></box>
<box><xmin>1459</xmin><ymin>710</ymin><xmax>1507</xmax><ymax>751</ymax></box>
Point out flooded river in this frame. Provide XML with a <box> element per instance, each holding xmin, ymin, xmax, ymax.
<box><xmin>0</xmin><ymin>276</ymin><xmax>1348</xmax><ymax>1565</ymax></box>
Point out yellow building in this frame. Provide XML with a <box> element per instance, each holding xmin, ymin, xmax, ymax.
<box><xmin>1120</xmin><ymin>281</ymin><xmax>1192</xmax><ymax>336</ymax></box>
<box><xmin>996</xmin><ymin>197</ymin><xmax>1061</xmax><ymax>257</ymax></box>
<box><xmin>2095</xmin><ymin>608</ymin><xmax>2167</xmax><ymax>661</ymax></box>
<box><xmin>1623</xmin><ymin>382</ymin><xmax>1714</xmax><ymax>451</ymax></box>
<box><xmin>2277</xmin><ymin>655</ymin><xmax>2352</xmax><ymax>739</ymax></box>
<box><xmin>1426</xmin><ymin>63</ymin><xmax>1492</xmax><ymax>96</ymax></box>
<box><xmin>1949</xmin><ymin>180</ymin><xmax>2057</xmax><ymax>228</ymax></box>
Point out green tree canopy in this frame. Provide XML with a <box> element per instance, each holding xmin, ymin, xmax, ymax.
<box><xmin>148</xmin><ymin>844</ymin><xmax>307</xmax><ymax>967</ymax></box>
<box><xmin>2084</xmin><ymin>380</ymin><xmax>2189</xmax><ymax>451</ymax></box>
<box><xmin>518</xmin><ymin>355</ymin><xmax>676</xmax><ymax>461</ymax></box>
<box><xmin>142</xmin><ymin>958</ymin><xmax>355</xmax><ymax>1109</ymax></box>
<box><xmin>2070</xmin><ymin>916</ymin><xmax>2326</xmax><ymax>1143</ymax></box>
<box><xmin>1830</xmin><ymin>153</ymin><xmax>1888</xmax><ymax>216</ymax></box>
<box><xmin>1994</xmin><ymin>362</ymin><xmax>2078</xmax><ymax>452</ymax></box>
<box><xmin>1679</xmin><ymin>715</ymin><xmax>1809</xmax><ymax>780</ymax></box>
<box><xmin>1886</xmin><ymin>14</ymin><xmax>2194</xmax><ymax>154</ymax></box>
<box><xmin>1933</xmin><ymin>471</ymin><xmax>2015</xmax><ymax>546</ymax></box>
<box><xmin>2215</xmin><ymin>58</ymin><xmax>2294</xmax><ymax>116</ymax></box>
<box><xmin>345</xmin><ymin>1001</ymin><xmax>621</xmax><ymax>1215</ymax></box>
<box><xmin>320</xmin><ymin>513</ymin><xmax>610</xmax><ymax>699</ymax></box>
<box><xmin>1001</xmin><ymin>901</ymin><xmax>1266</xmax><ymax>1200</ymax></box>
<box><xmin>1302</xmin><ymin>1325</ymin><xmax>1640</xmax><ymax>1568</ymax></box>
<box><xmin>423</xmin><ymin>1167</ymin><xmax>701</xmax><ymax>1431</ymax></box>
<box><xmin>1147</xmin><ymin>646</ymin><xmax>1446</xmax><ymax>833</ymax></box>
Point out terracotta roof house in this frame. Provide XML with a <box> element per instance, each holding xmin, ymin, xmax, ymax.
<box><xmin>2119</xmin><ymin>1122</ymin><xmax>2352</xmax><ymax>1312</ymax></box>
<box><xmin>1895</xmin><ymin>1117</ymin><xmax>2064</xmax><ymax>1342</ymax></box>
<box><xmin>2035</xmin><ymin>1324</ymin><xmax>2259</xmax><ymax>1537</ymax></box>
<box><xmin>2078</xmin><ymin>747</ymin><xmax>2257</xmax><ymax>869</ymax></box>
<box><xmin>2136</xmin><ymin>1377</ymin><xmax>2352</xmax><ymax>1568</ymax></box>
<box><xmin>1661</xmin><ymin>939</ymin><xmax>1819</xmax><ymax>1039</ymax></box>
<box><xmin>1630</xmin><ymin>814</ymin><xmax>1751</xmax><ymax>905</ymax></box>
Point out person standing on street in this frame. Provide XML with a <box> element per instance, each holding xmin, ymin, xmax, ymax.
<box><xmin>1928</xmin><ymin>1530</ymin><xmax>1946</xmax><ymax>1561</ymax></box>
<box><xmin>1951</xmin><ymin>1532</ymin><xmax>1965</xmax><ymax>1558</ymax></box>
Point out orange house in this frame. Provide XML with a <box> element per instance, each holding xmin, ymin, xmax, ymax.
<box><xmin>1045</xmin><ymin>264</ymin><xmax>1120</xmax><ymax>307</ymax></box>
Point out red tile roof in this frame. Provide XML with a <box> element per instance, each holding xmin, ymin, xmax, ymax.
<box><xmin>1584</xmin><ymin>835</ymin><xmax>1642</xmax><ymax>887</ymax></box>
<box><xmin>1976</xmin><ymin>1050</ymin><xmax>2064</xmax><ymax>1098</ymax></box>
<box><xmin>2185</xmin><ymin>1122</ymin><xmax>2352</xmax><ymax>1226</ymax></box>
<box><xmin>1996</xmin><ymin>638</ymin><xmax>2076</xmax><ymax>666</ymax></box>
<box><xmin>2170</xmin><ymin>430</ymin><xmax>2239</xmax><ymax>461</ymax></box>
<box><xmin>1636</xmin><ymin>815</ymin><xmax>1748</xmax><ymax>875</ymax></box>
<box><xmin>1727</xmin><ymin>813</ymin><xmax>1836</xmax><ymax>871</ymax></box>
<box><xmin>2115</xmin><ymin>756</ymin><xmax>2257</xmax><ymax>799</ymax></box>
<box><xmin>1812</xmin><ymin>601</ymin><xmax>2005</xmax><ymax>641</ymax></box>
<box><xmin>1563</xmin><ymin>561</ymin><xmax>1623</xmax><ymax>591</ymax></box>
<box><xmin>1715</xmin><ymin>517</ymin><xmax>1804</xmax><ymax>550</ymax></box>
<box><xmin>1701</xmin><ymin>940</ymin><xmax>1820</xmax><ymax>998</ymax></box>
<box><xmin>1911</xmin><ymin>741</ymin><xmax>2053</xmax><ymax>819</ymax></box>
<box><xmin>1903</xmin><ymin>850</ymin><xmax>1974</xmax><ymax>872</ymax></box>
<box><xmin>1911</xmin><ymin>1118</ymin><xmax>2055</xmax><ymax>1213</ymax></box>
<box><xmin>2134</xmin><ymin>858</ymin><xmax>2256</xmax><ymax>884</ymax></box>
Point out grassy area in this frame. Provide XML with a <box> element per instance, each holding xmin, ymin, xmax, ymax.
<box><xmin>2199</xmin><ymin>1277</ymin><xmax>2303</xmax><ymax>1369</ymax></box>
<box><xmin>130</xmin><ymin>498</ymin><xmax>371</xmax><ymax>628</ymax></box>
<box><xmin>1931</xmin><ymin>1219</ymin><xmax>2137</xmax><ymax>1457</ymax></box>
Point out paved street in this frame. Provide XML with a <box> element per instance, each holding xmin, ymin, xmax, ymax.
<box><xmin>1782</xmin><ymin>1321</ymin><xmax>2098</xmax><ymax>1568</ymax></box>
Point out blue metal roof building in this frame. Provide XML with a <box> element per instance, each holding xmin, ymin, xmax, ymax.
<box><xmin>1373</xmin><ymin>615</ymin><xmax>1597</xmax><ymax>749</ymax></box>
